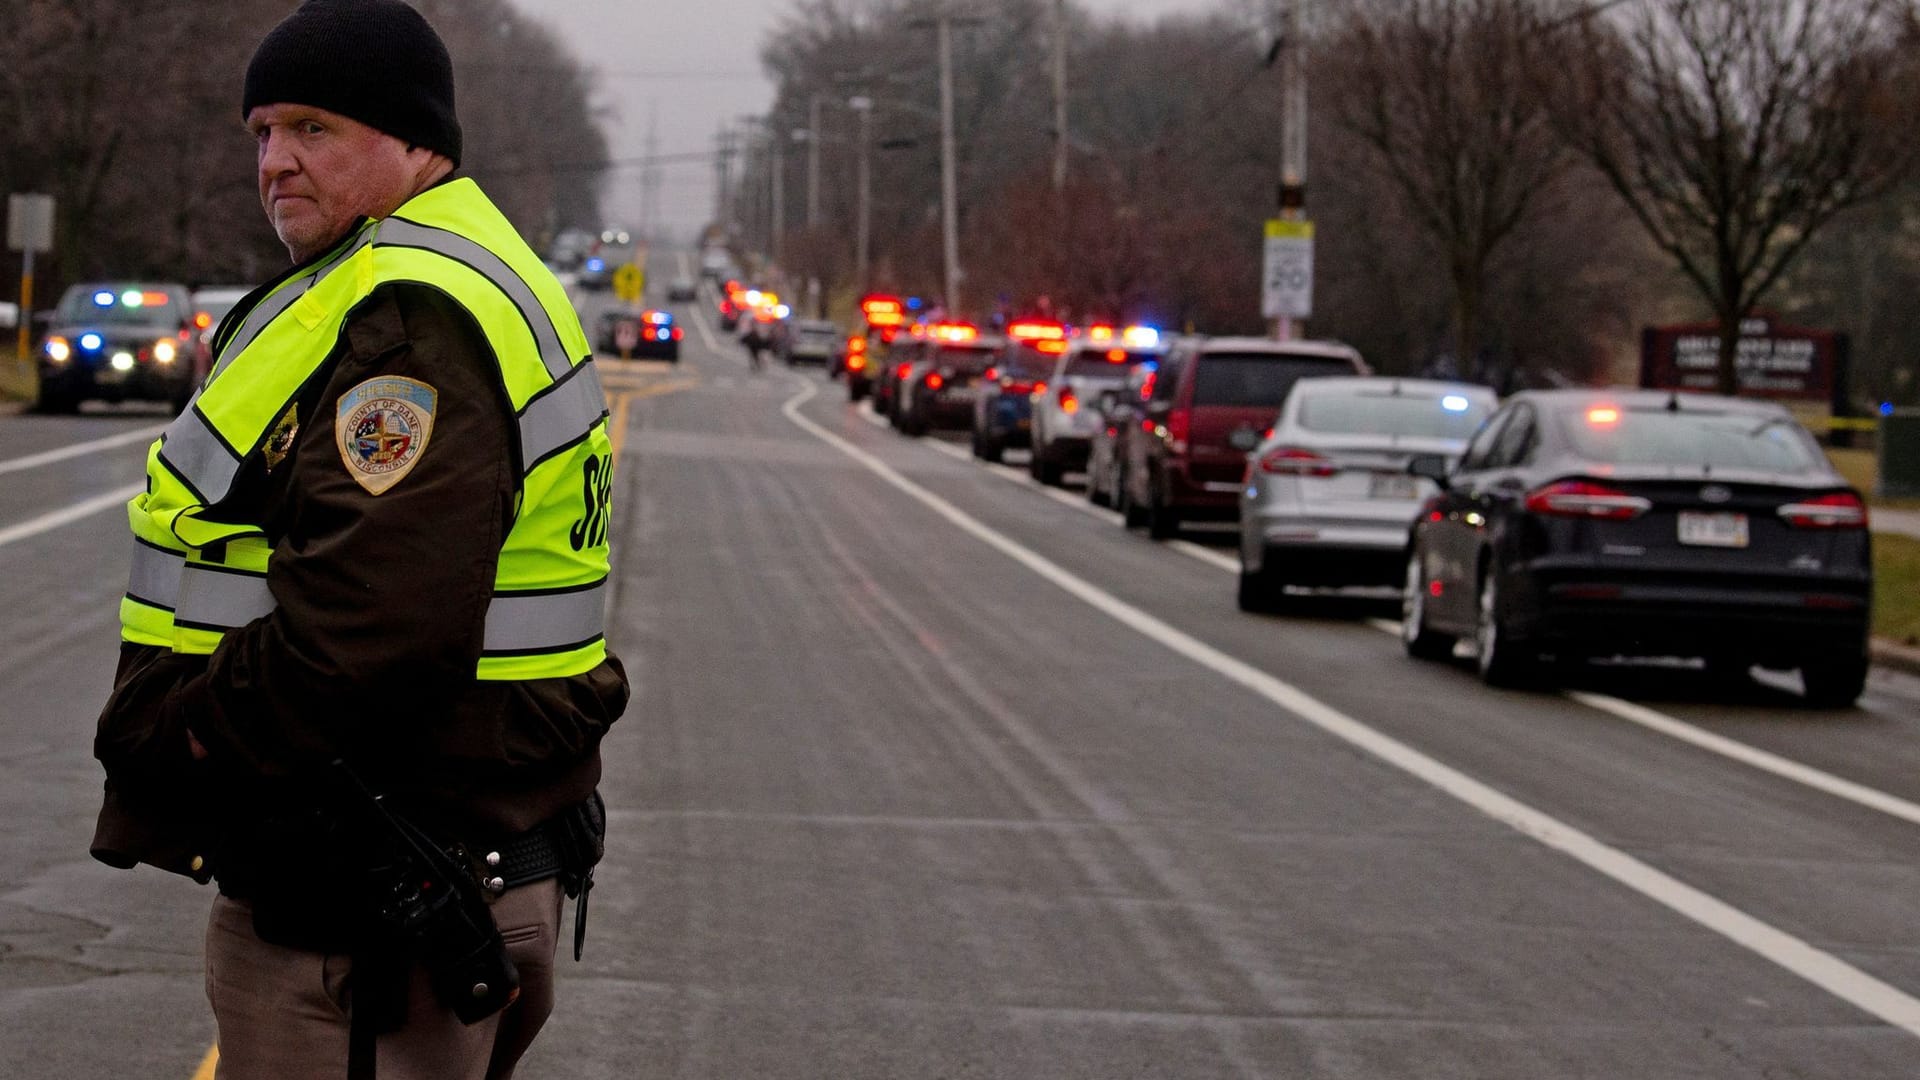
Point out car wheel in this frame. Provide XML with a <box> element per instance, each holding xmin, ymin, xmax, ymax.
<box><xmin>1146</xmin><ymin>481</ymin><xmax>1180</xmax><ymax>540</ymax></box>
<box><xmin>1801</xmin><ymin>654</ymin><xmax>1868</xmax><ymax>708</ymax></box>
<box><xmin>1031</xmin><ymin>446</ymin><xmax>1063</xmax><ymax>486</ymax></box>
<box><xmin>35</xmin><ymin>384</ymin><xmax>79</xmax><ymax>415</ymax></box>
<box><xmin>1475</xmin><ymin>568</ymin><xmax>1537</xmax><ymax>688</ymax></box>
<box><xmin>1236</xmin><ymin>551</ymin><xmax>1283</xmax><ymax>614</ymax></box>
<box><xmin>849</xmin><ymin>381</ymin><xmax>868</xmax><ymax>402</ymax></box>
<box><xmin>1401</xmin><ymin>549</ymin><xmax>1456</xmax><ymax>661</ymax></box>
<box><xmin>1120</xmin><ymin>473</ymin><xmax>1149</xmax><ymax>529</ymax></box>
<box><xmin>980</xmin><ymin>433</ymin><xmax>1003</xmax><ymax>463</ymax></box>
<box><xmin>1087</xmin><ymin>470</ymin><xmax>1111</xmax><ymax>507</ymax></box>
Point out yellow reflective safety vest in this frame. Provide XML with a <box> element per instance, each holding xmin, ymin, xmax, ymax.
<box><xmin>120</xmin><ymin>179</ymin><xmax>612</xmax><ymax>680</ymax></box>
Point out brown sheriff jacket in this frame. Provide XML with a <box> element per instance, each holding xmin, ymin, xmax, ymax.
<box><xmin>92</xmin><ymin>263</ymin><xmax>627</xmax><ymax>883</ymax></box>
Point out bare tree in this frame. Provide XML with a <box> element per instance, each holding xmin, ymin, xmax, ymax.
<box><xmin>1329</xmin><ymin>0</ymin><xmax>1576</xmax><ymax>370</ymax></box>
<box><xmin>1552</xmin><ymin>0</ymin><xmax>1917</xmax><ymax>393</ymax></box>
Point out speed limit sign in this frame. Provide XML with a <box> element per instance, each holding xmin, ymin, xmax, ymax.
<box><xmin>1261</xmin><ymin>219</ymin><xmax>1314</xmax><ymax>320</ymax></box>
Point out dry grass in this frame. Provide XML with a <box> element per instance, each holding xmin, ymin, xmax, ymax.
<box><xmin>1827</xmin><ymin>446</ymin><xmax>1920</xmax><ymax>510</ymax></box>
<box><xmin>1875</xmin><ymin>534</ymin><xmax>1920</xmax><ymax>646</ymax></box>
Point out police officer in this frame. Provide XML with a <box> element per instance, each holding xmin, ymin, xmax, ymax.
<box><xmin>88</xmin><ymin>2</ymin><xmax>628</xmax><ymax>1077</ymax></box>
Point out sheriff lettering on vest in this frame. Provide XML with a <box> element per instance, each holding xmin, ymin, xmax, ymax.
<box><xmin>87</xmin><ymin>2</ymin><xmax>629</xmax><ymax>1077</ymax></box>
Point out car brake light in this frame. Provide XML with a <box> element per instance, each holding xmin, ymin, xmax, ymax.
<box><xmin>848</xmin><ymin>355</ymin><xmax>867</xmax><ymax>372</ymax></box>
<box><xmin>1059</xmin><ymin>385</ymin><xmax>1078</xmax><ymax>414</ymax></box>
<box><xmin>1778</xmin><ymin>491</ymin><xmax>1867</xmax><ymax>529</ymax></box>
<box><xmin>927</xmin><ymin>372</ymin><xmax>945</xmax><ymax>390</ymax></box>
<box><xmin>1258</xmin><ymin>447</ymin><xmax>1337</xmax><ymax>477</ymax></box>
<box><xmin>983</xmin><ymin>366</ymin><xmax>999</xmax><ymax>381</ymax></box>
<box><xmin>1525</xmin><ymin>480</ymin><xmax>1651</xmax><ymax>520</ymax></box>
<box><xmin>895</xmin><ymin>362</ymin><xmax>913</xmax><ymax>380</ymax></box>
<box><xmin>1032</xmin><ymin>381</ymin><xmax>1048</xmax><ymax>398</ymax></box>
<box><xmin>1166</xmin><ymin>406</ymin><xmax>1190</xmax><ymax>452</ymax></box>
<box><xmin>673</xmin><ymin>327</ymin><xmax>683</xmax><ymax>340</ymax></box>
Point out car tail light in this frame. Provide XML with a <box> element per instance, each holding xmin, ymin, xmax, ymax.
<box><xmin>983</xmin><ymin>366</ymin><xmax>999</xmax><ymax>381</ymax></box>
<box><xmin>1032</xmin><ymin>381</ymin><xmax>1048</xmax><ymax>398</ymax></box>
<box><xmin>1778</xmin><ymin>491</ymin><xmax>1867</xmax><ymax>529</ymax></box>
<box><xmin>1258</xmin><ymin>447</ymin><xmax>1337</xmax><ymax>477</ymax></box>
<box><xmin>1059</xmin><ymin>385</ymin><xmax>1078</xmax><ymax>414</ymax></box>
<box><xmin>895</xmin><ymin>362</ymin><xmax>913</xmax><ymax>380</ymax></box>
<box><xmin>927</xmin><ymin>372</ymin><xmax>945</xmax><ymax>391</ymax></box>
<box><xmin>1524</xmin><ymin>480</ymin><xmax>1652</xmax><ymax>520</ymax></box>
<box><xmin>1166</xmin><ymin>407</ymin><xmax>1190</xmax><ymax>453</ymax></box>
<box><xmin>1002</xmin><ymin>379</ymin><xmax>1035</xmax><ymax>394</ymax></box>
<box><xmin>848</xmin><ymin>354</ymin><xmax>867</xmax><ymax>372</ymax></box>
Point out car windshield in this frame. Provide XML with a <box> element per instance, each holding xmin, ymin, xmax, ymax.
<box><xmin>1298</xmin><ymin>392</ymin><xmax>1492</xmax><ymax>438</ymax></box>
<box><xmin>58</xmin><ymin>287</ymin><xmax>183</xmax><ymax>326</ymax></box>
<box><xmin>936</xmin><ymin>344</ymin><xmax>998</xmax><ymax>371</ymax></box>
<box><xmin>1557</xmin><ymin>406</ymin><xmax>1828</xmax><ymax>473</ymax></box>
<box><xmin>1192</xmin><ymin>354</ymin><xmax>1355</xmax><ymax>407</ymax></box>
<box><xmin>796</xmin><ymin>322</ymin><xmax>838</xmax><ymax>338</ymax></box>
<box><xmin>1065</xmin><ymin>350</ymin><xmax>1154</xmax><ymax>376</ymax></box>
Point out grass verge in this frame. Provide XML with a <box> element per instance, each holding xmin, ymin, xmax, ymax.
<box><xmin>1875</xmin><ymin>533</ymin><xmax>1920</xmax><ymax>647</ymax></box>
<box><xmin>0</xmin><ymin>344</ymin><xmax>33</xmax><ymax>402</ymax></box>
<box><xmin>1829</xmin><ymin>446</ymin><xmax>1920</xmax><ymax>510</ymax></box>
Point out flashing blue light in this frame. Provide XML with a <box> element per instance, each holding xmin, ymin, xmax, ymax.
<box><xmin>1139</xmin><ymin>360</ymin><xmax>1159</xmax><ymax>373</ymax></box>
<box><xmin>92</xmin><ymin>291</ymin><xmax>115</xmax><ymax>307</ymax></box>
<box><xmin>1441</xmin><ymin>394</ymin><xmax>1471</xmax><ymax>413</ymax></box>
<box><xmin>79</xmin><ymin>332</ymin><xmax>104</xmax><ymax>351</ymax></box>
<box><xmin>905</xmin><ymin>296</ymin><xmax>924</xmax><ymax>311</ymax></box>
<box><xmin>1881</xmin><ymin>401</ymin><xmax>1896</xmax><ymax>417</ymax></box>
<box><xmin>585</xmin><ymin>257</ymin><xmax>605</xmax><ymax>272</ymax></box>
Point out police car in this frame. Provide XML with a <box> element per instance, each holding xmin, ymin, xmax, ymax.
<box><xmin>971</xmin><ymin>320</ymin><xmax>1067</xmax><ymax>462</ymax></box>
<box><xmin>596</xmin><ymin>308</ymin><xmax>682</xmax><ymax>361</ymax></box>
<box><xmin>892</xmin><ymin>323</ymin><xmax>1004</xmax><ymax>437</ymax></box>
<box><xmin>36</xmin><ymin>283</ymin><xmax>202</xmax><ymax>413</ymax></box>
<box><xmin>1028</xmin><ymin>325</ymin><xmax>1170</xmax><ymax>486</ymax></box>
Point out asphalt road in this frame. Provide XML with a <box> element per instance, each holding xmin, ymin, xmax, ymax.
<box><xmin>3</xmin><ymin>262</ymin><xmax>1919</xmax><ymax>1078</ymax></box>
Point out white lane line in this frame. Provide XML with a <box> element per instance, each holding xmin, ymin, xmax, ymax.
<box><xmin>779</xmin><ymin>376</ymin><xmax>1920</xmax><ymax>1040</ymax></box>
<box><xmin>858</xmin><ymin>409</ymin><xmax>889</xmax><ymax>429</ymax></box>
<box><xmin>0</xmin><ymin>424</ymin><xmax>166</xmax><ymax>476</ymax></box>
<box><xmin>687</xmin><ymin>298</ymin><xmax>724</xmax><ymax>353</ymax></box>
<box><xmin>0</xmin><ymin>483</ymin><xmax>143</xmax><ymax>550</ymax></box>
<box><xmin>1567</xmin><ymin>691</ymin><xmax>1920</xmax><ymax>827</ymax></box>
<box><xmin>1168</xmin><ymin>539</ymin><xmax>1238</xmax><ymax>573</ymax></box>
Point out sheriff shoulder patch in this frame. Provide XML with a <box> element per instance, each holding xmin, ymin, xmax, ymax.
<box><xmin>335</xmin><ymin>376</ymin><xmax>437</xmax><ymax>495</ymax></box>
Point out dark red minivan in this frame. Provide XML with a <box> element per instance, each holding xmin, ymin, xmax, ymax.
<box><xmin>1122</xmin><ymin>337</ymin><xmax>1369</xmax><ymax>538</ymax></box>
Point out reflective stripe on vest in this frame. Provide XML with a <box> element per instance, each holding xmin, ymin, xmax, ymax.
<box><xmin>120</xmin><ymin>180</ymin><xmax>611</xmax><ymax>679</ymax></box>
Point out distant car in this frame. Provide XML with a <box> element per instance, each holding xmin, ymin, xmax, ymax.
<box><xmin>971</xmin><ymin>320</ymin><xmax>1068</xmax><ymax>462</ymax></box>
<box><xmin>596</xmin><ymin>308</ymin><xmax>681</xmax><ymax>361</ymax></box>
<box><xmin>548</xmin><ymin>227</ymin><xmax>596</xmax><ymax>271</ymax></box>
<box><xmin>780</xmin><ymin>318</ymin><xmax>841</xmax><ymax>366</ymax></box>
<box><xmin>1124</xmin><ymin>337</ymin><xmax>1369</xmax><ymax>539</ymax></box>
<box><xmin>699</xmin><ymin>247</ymin><xmax>732</xmax><ymax>281</ymax></box>
<box><xmin>1085</xmin><ymin>360</ymin><xmax>1159</xmax><ymax>507</ymax></box>
<box><xmin>1029</xmin><ymin>325</ymin><xmax>1170</xmax><ymax>486</ymax></box>
<box><xmin>1236</xmin><ymin>377</ymin><xmax>1497</xmax><ymax>611</ymax></box>
<box><xmin>893</xmin><ymin>325</ymin><xmax>1004</xmax><ymax>437</ymax></box>
<box><xmin>189</xmin><ymin>285</ymin><xmax>251</xmax><ymax>355</ymax></box>
<box><xmin>1401</xmin><ymin>389</ymin><xmax>1871</xmax><ymax>705</ymax></box>
<box><xmin>666</xmin><ymin>277</ymin><xmax>698</xmax><ymax>302</ymax></box>
<box><xmin>37</xmin><ymin>283</ymin><xmax>201</xmax><ymax>413</ymax></box>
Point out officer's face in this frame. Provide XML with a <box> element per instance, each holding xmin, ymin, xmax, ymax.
<box><xmin>246</xmin><ymin>103</ymin><xmax>437</xmax><ymax>264</ymax></box>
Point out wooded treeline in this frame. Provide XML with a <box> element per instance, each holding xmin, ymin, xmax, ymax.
<box><xmin>749</xmin><ymin>0</ymin><xmax>1920</xmax><ymax>402</ymax></box>
<box><xmin>0</xmin><ymin>0</ymin><xmax>608</xmax><ymax>302</ymax></box>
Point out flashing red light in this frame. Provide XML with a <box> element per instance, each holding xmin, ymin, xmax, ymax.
<box><xmin>928</xmin><ymin>322</ymin><xmax>978</xmax><ymax>342</ymax></box>
<box><xmin>1586</xmin><ymin>406</ymin><xmax>1621</xmax><ymax>426</ymax></box>
<box><xmin>1258</xmin><ymin>447</ymin><xmax>1337</xmax><ymax>477</ymax></box>
<box><xmin>926</xmin><ymin>372</ymin><xmax>945</xmax><ymax>390</ymax></box>
<box><xmin>847</xmin><ymin>336</ymin><xmax>868</xmax><ymax>354</ymax></box>
<box><xmin>860</xmin><ymin>294</ymin><xmax>903</xmax><ymax>316</ymax></box>
<box><xmin>878</xmin><ymin>327</ymin><xmax>898</xmax><ymax>343</ymax></box>
<box><xmin>1138</xmin><ymin>371</ymin><xmax>1158</xmax><ymax>399</ymax></box>
<box><xmin>1007</xmin><ymin>320</ymin><xmax>1067</xmax><ymax>342</ymax></box>
<box><xmin>1525</xmin><ymin>479</ymin><xmax>1651</xmax><ymax>520</ymax></box>
<box><xmin>1086</xmin><ymin>325</ymin><xmax>1114</xmax><ymax>343</ymax></box>
<box><xmin>672</xmin><ymin>327</ymin><xmax>683</xmax><ymax>340</ymax></box>
<box><xmin>1778</xmin><ymin>491</ymin><xmax>1867</xmax><ymax>529</ymax></box>
<box><xmin>1037</xmin><ymin>340</ymin><xmax>1068</xmax><ymax>355</ymax></box>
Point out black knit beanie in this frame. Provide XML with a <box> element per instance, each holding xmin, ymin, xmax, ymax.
<box><xmin>243</xmin><ymin>0</ymin><xmax>462</xmax><ymax>165</ymax></box>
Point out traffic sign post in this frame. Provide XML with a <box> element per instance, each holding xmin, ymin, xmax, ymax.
<box><xmin>7</xmin><ymin>193</ymin><xmax>54</xmax><ymax>363</ymax></box>
<box><xmin>613</xmin><ymin>263</ymin><xmax>644</xmax><ymax>305</ymax></box>
<box><xmin>1261</xmin><ymin>218</ymin><xmax>1314</xmax><ymax>332</ymax></box>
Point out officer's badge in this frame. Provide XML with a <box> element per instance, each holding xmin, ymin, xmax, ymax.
<box><xmin>334</xmin><ymin>376</ymin><xmax>437</xmax><ymax>495</ymax></box>
<box><xmin>262</xmin><ymin>404</ymin><xmax>300</xmax><ymax>473</ymax></box>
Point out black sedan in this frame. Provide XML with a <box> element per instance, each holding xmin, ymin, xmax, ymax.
<box><xmin>597</xmin><ymin>309</ymin><xmax>682</xmax><ymax>361</ymax></box>
<box><xmin>37</xmin><ymin>283</ymin><xmax>202</xmax><ymax>413</ymax></box>
<box><xmin>1400</xmin><ymin>389</ymin><xmax>1872</xmax><ymax>705</ymax></box>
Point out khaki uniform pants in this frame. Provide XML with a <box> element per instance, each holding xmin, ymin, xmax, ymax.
<box><xmin>205</xmin><ymin>879</ymin><xmax>564</xmax><ymax>1080</ymax></box>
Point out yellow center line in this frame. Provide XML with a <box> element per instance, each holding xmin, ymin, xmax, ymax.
<box><xmin>190</xmin><ymin>1045</ymin><xmax>218</xmax><ymax>1080</ymax></box>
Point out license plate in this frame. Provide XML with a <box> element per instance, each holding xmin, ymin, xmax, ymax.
<box><xmin>1368</xmin><ymin>473</ymin><xmax>1419</xmax><ymax>499</ymax></box>
<box><xmin>1678</xmin><ymin>511</ymin><xmax>1749</xmax><ymax>548</ymax></box>
<box><xmin>943</xmin><ymin>385</ymin><xmax>977</xmax><ymax>402</ymax></box>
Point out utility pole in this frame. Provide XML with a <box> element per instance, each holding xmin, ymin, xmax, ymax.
<box><xmin>1273</xmin><ymin>0</ymin><xmax>1308</xmax><ymax>341</ymax></box>
<box><xmin>1051</xmin><ymin>0</ymin><xmax>1068</xmax><ymax>192</ymax></box>
<box><xmin>850</xmin><ymin>95</ymin><xmax>873</xmax><ymax>292</ymax></box>
<box><xmin>806</xmin><ymin>94</ymin><xmax>823</xmax><ymax>230</ymax></box>
<box><xmin>937</xmin><ymin>12</ymin><xmax>962</xmax><ymax>314</ymax></box>
<box><xmin>770</xmin><ymin>121</ymin><xmax>786</xmax><ymax>266</ymax></box>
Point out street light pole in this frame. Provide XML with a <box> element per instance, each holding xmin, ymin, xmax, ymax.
<box><xmin>1275</xmin><ymin>0</ymin><xmax>1307</xmax><ymax>341</ymax></box>
<box><xmin>937</xmin><ymin>12</ymin><xmax>962</xmax><ymax>314</ymax></box>
<box><xmin>850</xmin><ymin>95</ymin><xmax>873</xmax><ymax>292</ymax></box>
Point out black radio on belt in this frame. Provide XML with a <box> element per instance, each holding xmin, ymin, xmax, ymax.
<box><xmin>330</xmin><ymin>760</ymin><xmax>521</xmax><ymax>1026</ymax></box>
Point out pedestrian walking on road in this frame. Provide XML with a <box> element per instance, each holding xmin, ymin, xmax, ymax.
<box><xmin>88</xmin><ymin>2</ymin><xmax>628</xmax><ymax>1077</ymax></box>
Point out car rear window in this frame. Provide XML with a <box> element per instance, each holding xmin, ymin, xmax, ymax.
<box><xmin>1298</xmin><ymin>392</ymin><xmax>1492</xmax><ymax>438</ymax></box>
<box><xmin>1065</xmin><ymin>350</ymin><xmax>1154</xmax><ymax>376</ymax></box>
<box><xmin>936</xmin><ymin>345</ymin><xmax>998</xmax><ymax>370</ymax></box>
<box><xmin>1192</xmin><ymin>354</ymin><xmax>1356</xmax><ymax>407</ymax></box>
<box><xmin>1558</xmin><ymin>407</ymin><xmax>1828</xmax><ymax>473</ymax></box>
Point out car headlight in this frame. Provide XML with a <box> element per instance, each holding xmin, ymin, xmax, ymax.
<box><xmin>153</xmin><ymin>339</ymin><xmax>177</xmax><ymax>364</ymax></box>
<box><xmin>111</xmin><ymin>352</ymin><xmax>136</xmax><ymax>371</ymax></box>
<box><xmin>44</xmin><ymin>336</ymin><xmax>70</xmax><ymax>362</ymax></box>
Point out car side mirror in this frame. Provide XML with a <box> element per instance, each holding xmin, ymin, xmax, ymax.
<box><xmin>1407</xmin><ymin>454</ymin><xmax>1451</xmax><ymax>489</ymax></box>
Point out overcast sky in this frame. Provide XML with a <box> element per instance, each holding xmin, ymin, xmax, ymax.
<box><xmin>527</xmin><ymin>0</ymin><xmax>1222</xmax><ymax>243</ymax></box>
